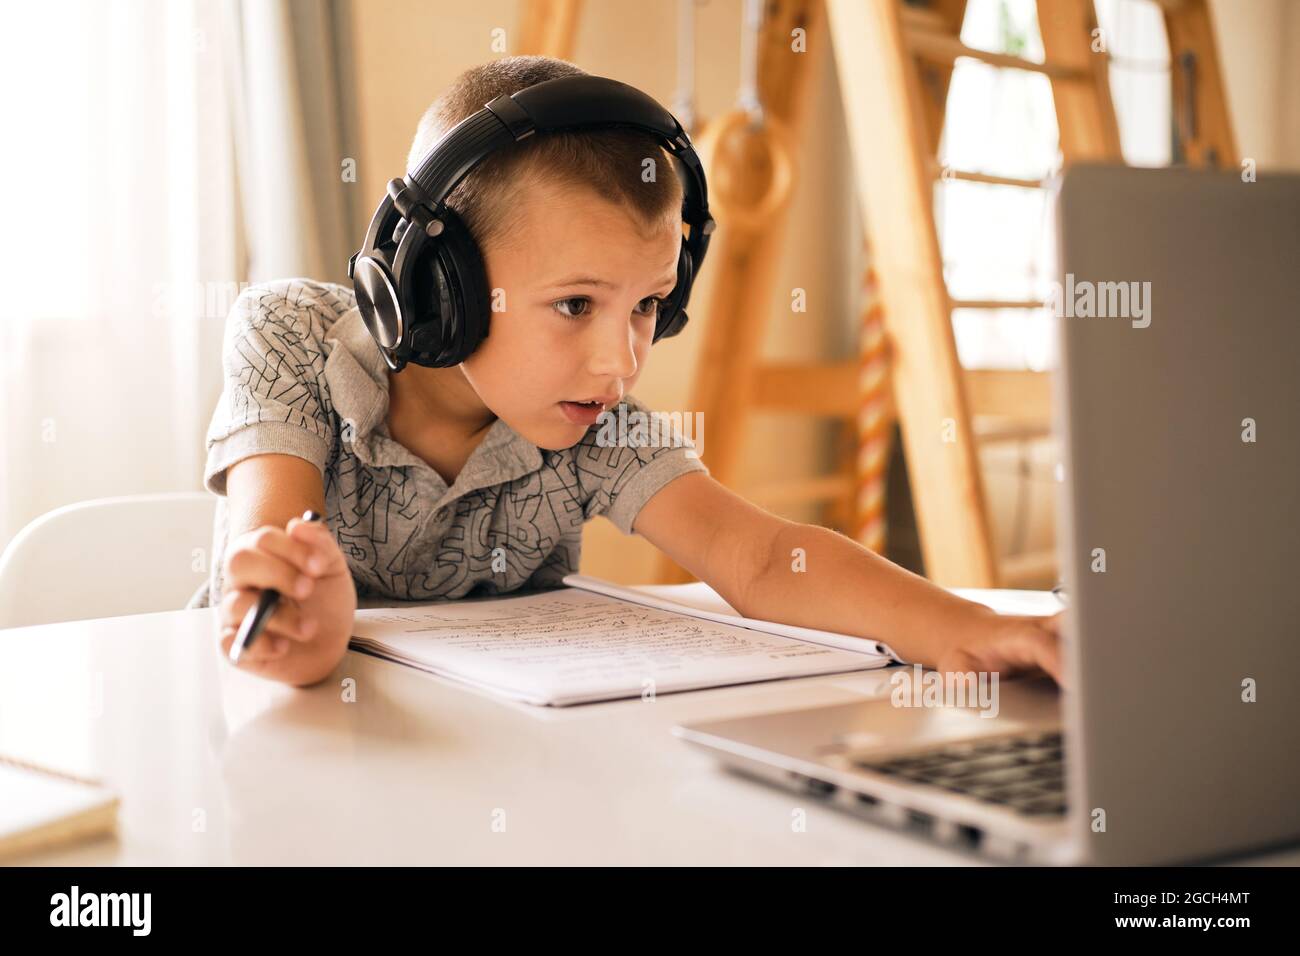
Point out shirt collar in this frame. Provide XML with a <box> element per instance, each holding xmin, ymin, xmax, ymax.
<box><xmin>323</xmin><ymin>307</ymin><xmax>544</xmax><ymax>498</ymax></box>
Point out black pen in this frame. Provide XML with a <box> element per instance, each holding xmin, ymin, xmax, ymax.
<box><xmin>228</xmin><ymin>510</ymin><xmax>323</xmax><ymax>664</ymax></box>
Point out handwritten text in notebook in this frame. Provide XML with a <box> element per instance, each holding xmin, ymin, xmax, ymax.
<box><xmin>350</xmin><ymin>588</ymin><xmax>889</xmax><ymax>706</ymax></box>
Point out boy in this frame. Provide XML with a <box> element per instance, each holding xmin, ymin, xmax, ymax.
<box><xmin>193</xmin><ymin>56</ymin><xmax>1061</xmax><ymax>689</ymax></box>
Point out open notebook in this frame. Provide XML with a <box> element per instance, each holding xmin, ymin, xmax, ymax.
<box><xmin>0</xmin><ymin>755</ymin><xmax>118</xmax><ymax>861</ymax></box>
<box><xmin>350</xmin><ymin>575</ymin><xmax>902</xmax><ymax>706</ymax></box>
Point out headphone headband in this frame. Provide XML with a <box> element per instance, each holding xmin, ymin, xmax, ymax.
<box><xmin>408</xmin><ymin>75</ymin><xmax>710</xmax><ymax>227</ymax></box>
<box><xmin>350</xmin><ymin>74</ymin><xmax>714</xmax><ymax>372</ymax></box>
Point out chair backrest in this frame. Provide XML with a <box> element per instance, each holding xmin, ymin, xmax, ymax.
<box><xmin>0</xmin><ymin>492</ymin><xmax>216</xmax><ymax>629</ymax></box>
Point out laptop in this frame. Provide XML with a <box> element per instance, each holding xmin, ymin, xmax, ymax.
<box><xmin>674</xmin><ymin>165</ymin><xmax>1300</xmax><ymax>865</ymax></box>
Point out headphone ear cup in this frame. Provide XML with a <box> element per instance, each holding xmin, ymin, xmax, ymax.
<box><xmin>404</xmin><ymin>206</ymin><xmax>491</xmax><ymax>367</ymax></box>
<box><xmin>655</xmin><ymin>244</ymin><xmax>694</xmax><ymax>342</ymax></box>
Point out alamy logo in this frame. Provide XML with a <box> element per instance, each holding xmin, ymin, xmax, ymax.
<box><xmin>593</xmin><ymin>404</ymin><xmax>704</xmax><ymax>459</ymax></box>
<box><xmin>889</xmin><ymin>664</ymin><xmax>1000</xmax><ymax>718</ymax></box>
<box><xmin>49</xmin><ymin>885</ymin><xmax>151</xmax><ymax>936</ymax></box>
<box><xmin>1046</xmin><ymin>273</ymin><xmax>1152</xmax><ymax>328</ymax></box>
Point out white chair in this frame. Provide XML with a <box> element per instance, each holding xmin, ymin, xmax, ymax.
<box><xmin>0</xmin><ymin>492</ymin><xmax>217</xmax><ymax>629</ymax></box>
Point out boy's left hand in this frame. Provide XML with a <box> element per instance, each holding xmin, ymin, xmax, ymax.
<box><xmin>933</xmin><ymin>611</ymin><xmax>1065</xmax><ymax>687</ymax></box>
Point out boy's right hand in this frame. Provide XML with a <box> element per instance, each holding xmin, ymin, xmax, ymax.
<box><xmin>217</xmin><ymin>515</ymin><xmax>358</xmax><ymax>686</ymax></box>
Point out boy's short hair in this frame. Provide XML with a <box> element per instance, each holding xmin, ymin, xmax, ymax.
<box><xmin>407</xmin><ymin>55</ymin><xmax>683</xmax><ymax>254</ymax></box>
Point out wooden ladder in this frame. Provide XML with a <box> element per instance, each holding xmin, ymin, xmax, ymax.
<box><xmin>814</xmin><ymin>0</ymin><xmax>1119</xmax><ymax>587</ymax></box>
<box><xmin>821</xmin><ymin>0</ymin><xmax>1236</xmax><ymax>587</ymax></box>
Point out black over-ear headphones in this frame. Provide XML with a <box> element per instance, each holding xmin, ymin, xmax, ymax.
<box><xmin>348</xmin><ymin>74</ymin><xmax>716</xmax><ymax>373</ymax></box>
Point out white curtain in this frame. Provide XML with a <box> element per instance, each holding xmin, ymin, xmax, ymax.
<box><xmin>0</xmin><ymin>0</ymin><xmax>357</xmax><ymax>555</ymax></box>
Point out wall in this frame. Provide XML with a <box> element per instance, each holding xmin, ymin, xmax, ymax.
<box><xmin>1210</xmin><ymin>0</ymin><xmax>1300</xmax><ymax>171</ymax></box>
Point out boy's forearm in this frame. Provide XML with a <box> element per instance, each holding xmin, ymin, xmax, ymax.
<box><xmin>736</xmin><ymin>521</ymin><xmax>997</xmax><ymax>667</ymax></box>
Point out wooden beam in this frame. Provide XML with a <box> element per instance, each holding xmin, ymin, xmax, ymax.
<box><xmin>905</xmin><ymin>30</ymin><xmax>1089</xmax><ymax>81</ymax></box>
<box><xmin>931</xmin><ymin>163</ymin><xmax>1047</xmax><ymax>189</ymax></box>
<box><xmin>999</xmin><ymin>548</ymin><xmax>1058</xmax><ymax>588</ymax></box>
<box><xmin>972</xmin><ymin>418</ymin><xmax>1052</xmax><ymax>443</ymax></box>
<box><xmin>751</xmin><ymin>361</ymin><xmax>858</xmax><ymax>417</ymax></box>
<box><xmin>964</xmin><ymin>369</ymin><xmax>1052</xmax><ymax>420</ymax></box>
<box><xmin>1036</xmin><ymin>0</ymin><xmax>1122</xmax><ymax>161</ymax></box>
<box><xmin>951</xmin><ymin>299</ymin><xmax>1048</xmax><ymax>310</ymax></box>
<box><xmin>900</xmin><ymin>0</ymin><xmax>970</xmax><ymax>155</ymax></box>
<box><xmin>1162</xmin><ymin>0</ymin><xmax>1237</xmax><ymax>168</ymax></box>
<box><xmin>515</xmin><ymin>0</ymin><xmax>584</xmax><ymax>59</ymax></box>
<box><xmin>828</xmin><ymin>0</ymin><xmax>998</xmax><ymax>588</ymax></box>
<box><xmin>746</xmin><ymin>473</ymin><xmax>855</xmax><ymax>506</ymax></box>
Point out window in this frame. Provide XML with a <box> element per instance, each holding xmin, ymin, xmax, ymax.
<box><xmin>936</xmin><ymin>0</ymin><xmax>1173</xmax><ymax>371</ymax></box>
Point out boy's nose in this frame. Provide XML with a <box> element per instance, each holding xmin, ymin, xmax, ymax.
<box><xmin>585</xmin><ymin>317</ymin><xmax>640</xmax><ymax>380</ymax></box>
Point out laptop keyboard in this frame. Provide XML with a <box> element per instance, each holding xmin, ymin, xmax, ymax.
<box><xmin>851</xmin><ymin>730</ymin><xmax>1067</xmax><ymax>817</ymax></box>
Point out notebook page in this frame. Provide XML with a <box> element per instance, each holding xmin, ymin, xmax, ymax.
<box><xmin>561</xmin><ymin>575</ymin><xmax>903</xmax><ymax>662</ymax></box>
<box><xmin>350</xmin><ymin>587</ymin><xmax>889</xmax><ymax>706</ymax></box>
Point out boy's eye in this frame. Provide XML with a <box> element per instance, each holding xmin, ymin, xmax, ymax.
<box><xmin>552</xmin><ymin>296</ymin><xmax>663</xmax><ymax>320</ymax></box>
<box><xmin>553</xmin><ymin>296</ymin><xmax>590</xmax><ymax>319</ymax></box>
<box><xmin>634</xmin><ymin>296</ymin><xmax>663</xmax><ymax>317</ymax></box>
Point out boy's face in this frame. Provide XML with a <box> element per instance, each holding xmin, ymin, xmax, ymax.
<box><xmin>460</xmin><ymin>177</ymin><xmax>683</xmax><ymax>450</ymax></box>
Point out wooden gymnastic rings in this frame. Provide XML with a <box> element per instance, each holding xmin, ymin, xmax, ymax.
<box><xmin>691</xmin><ymin>0</ymin><xmax>794</xmax><ymax>233</ymax></box>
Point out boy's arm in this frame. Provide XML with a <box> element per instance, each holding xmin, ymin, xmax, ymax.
<box><xmin>633</xmin><ymin>472</ymin><xmax>1062</xmax><ymax>682</ymax></box>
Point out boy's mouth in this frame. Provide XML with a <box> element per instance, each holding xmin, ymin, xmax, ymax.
<box><xmin>558</xmin><ymin>395</ymin><xmax>617</xmax><ymax>425</ymax></box>
<box><xmin>564</xmin><ymin>392</ymin><xmax>620</xmax><ymax>409</ymax></box>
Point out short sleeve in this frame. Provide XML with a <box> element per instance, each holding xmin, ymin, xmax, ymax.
<box><xmin>203</xmin><ymin>283</ymin><xmax>335</xmax><ymax>496</ymax></box>
<box><xmin>578</xmin><ymin>394</ymin><xmax>710</xmax><ymax>535</ymax></box>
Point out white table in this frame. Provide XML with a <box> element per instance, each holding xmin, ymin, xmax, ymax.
<box><xmin>3</xmin><ymin>600</ymin><xmax>1297</xmax><ymax>866</ymax></box>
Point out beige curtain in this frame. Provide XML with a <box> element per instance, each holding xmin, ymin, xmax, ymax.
<box><xmin>221</xmin><ymin>0</ymin><xmax>361</xmax><ymax>284</ymax></box>
<box><xmin>0</xmin><ymin>0</ymin><xmax>359</xmax><ymax>554</ymax></box>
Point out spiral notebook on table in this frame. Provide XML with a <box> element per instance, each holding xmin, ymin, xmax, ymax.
<box><xmin>0</xmin><ymin>755</ymin><xmax>118</xmax><ymax>860</ymax></box>
<box><xmin>349</xmin><ymin>575</ymin><xmax>901</xmax><ymax>706</ymax></box>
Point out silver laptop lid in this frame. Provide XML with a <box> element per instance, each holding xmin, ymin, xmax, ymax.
<box><xmin>1054</xmin><ymin>165</ymin><xmax>1300</xmax><ymax>864</ymax></box>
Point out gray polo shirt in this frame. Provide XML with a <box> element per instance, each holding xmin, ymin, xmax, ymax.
<box><xmin>187</xmin><ymin>278</ymin><xmax>708</xmax><ymax>609</ymax></box>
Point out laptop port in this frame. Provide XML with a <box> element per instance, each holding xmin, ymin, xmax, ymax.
<box><xmin>906</xmin><ymin>809</ymin><xmax>933</xmax><ymax>834</ymax></box>
<box><xmin>806</xmin><ymin>776</ymin><xmax>837</xmax><ymax>797</ymax></box>
<box><xmin>790</xmin><ymin>771</ymin><xmax>837</xmax><ymax>797</ymax></box>
<box><xmin>955</xmin><ymin>824</ymin><xmax>983</xmax><ymax>850</ymax></box>
<box><xmin>856</xmin><ymin>791</ymin><xmax>880</xmax><ymax>807</ymax></box>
